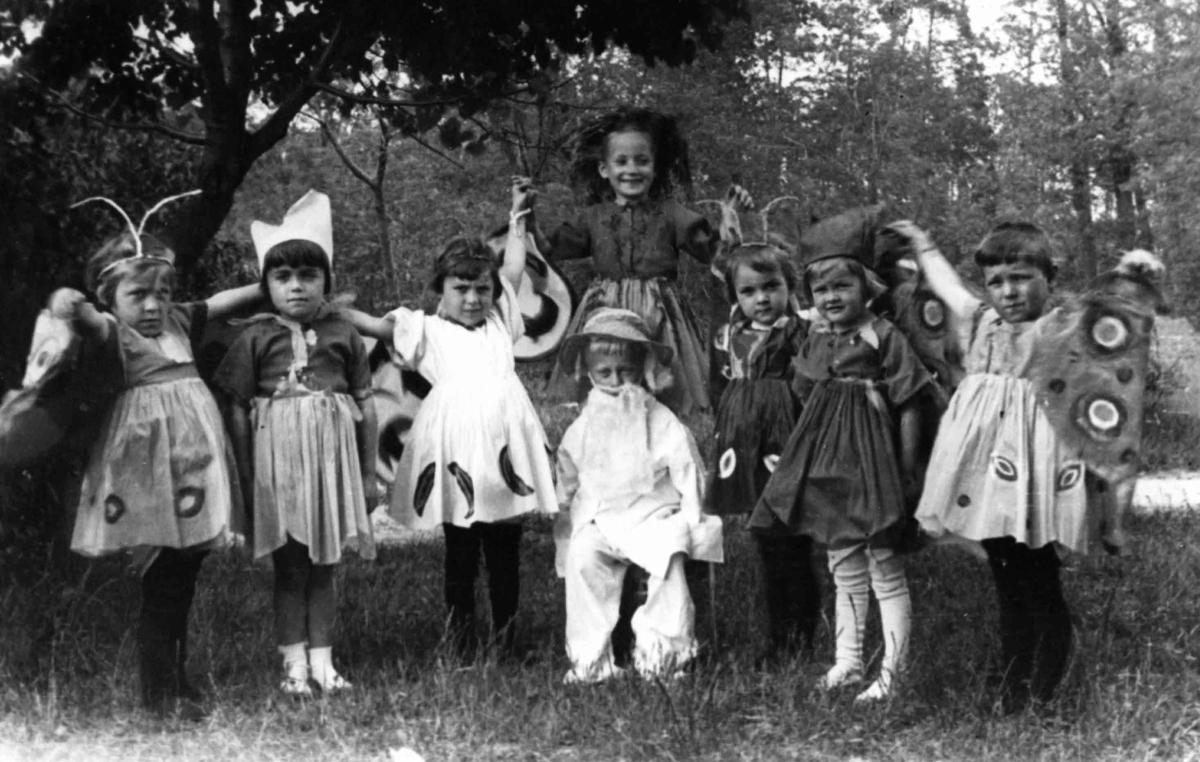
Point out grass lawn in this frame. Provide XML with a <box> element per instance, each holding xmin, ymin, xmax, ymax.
<box><xmin>3</xmin><ymin>318</ymin><xmax>1200</xmax><ymax>761</ymax></box>
<box><xmin>2</xmin><ymin>508</ymin><xmax>1200</xmax><ymax>761</ymax></box>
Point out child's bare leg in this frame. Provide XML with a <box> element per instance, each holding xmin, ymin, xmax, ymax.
<box><xmin>305</xmin><ymin>563</ymin><xmax>350</xmax><ymax>691</ymax></box>
<box><xmin>273</xmin><ymin>539</ymin><xmax>313</xmax><ymax>695</ymax></box>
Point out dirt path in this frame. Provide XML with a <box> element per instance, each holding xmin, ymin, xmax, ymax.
<box><xmin>1152</xmin><ymin>316</ymin><xmax>1200</xmax><ymax>416</ymax></box>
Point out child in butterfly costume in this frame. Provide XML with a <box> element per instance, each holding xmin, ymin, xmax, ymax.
<box><xmin>895</xmin><ymin>219</ymin><xmax>1164</xmax><ymax>712</ymax></box>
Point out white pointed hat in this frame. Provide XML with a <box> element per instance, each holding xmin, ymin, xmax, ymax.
<box><xmin>251</xmin><ymin>190</ymin><xmax>333</xmax><ymax>270</ymax></box>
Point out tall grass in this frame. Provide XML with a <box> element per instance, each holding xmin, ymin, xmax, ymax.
<box><xmin>3</xmin><ymin>509</ymin><xmax>1200</xmax><ymax>760</ymax></box>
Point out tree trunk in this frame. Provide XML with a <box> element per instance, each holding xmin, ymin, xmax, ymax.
<box><xmin>167</xmin><ymin>131</ymin><xmax>255</xmax><ymax>281</ymax></box>
<box><xmin>1054</xmin><ymin>0</ymin><xmax>1098</xmax><ymax>280</ymax></box>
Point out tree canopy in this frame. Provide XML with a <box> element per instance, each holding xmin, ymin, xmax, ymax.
<box><xmin>4</xmin><ymin>0</ymin><xmax>747</xmax><ymax>270</ymax></box>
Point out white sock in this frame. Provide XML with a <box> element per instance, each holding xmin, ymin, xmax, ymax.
<box><xmin>857</xmin><ymin>562</ymin><xmax>911</xmax><ymax>702</ymax></box>
<box><xmin>308</xmin><ymin>646</ymin><xmax>347</xmax><ymax>690</ymax></box>
<box><xmin>278</xmin><ymin>641</ymin><xmax>309</xmax><ymax>680</ymax></box>
<box><xmin>821</xmin><ymin>552</ymin><xmax>868</xmax><ymax>689</ymax></box>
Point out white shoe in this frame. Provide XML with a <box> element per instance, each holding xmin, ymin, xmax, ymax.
<box><xmin>854</xmin><ymin>673</ymin><xmax>895</xmax><ymax>703</ymax></box>
<box><xmin>314</xmin><ymin>670</ymin><xmax>352</xmax><ymax>693</ymax></box>
<box><xmin>280</xmin><ymin>662</ymin><xmax>313</xmax><ymax>698</ymax></box>
<box><xmin>816</xmin><ymin>663</ymin><xmax>863</xmax><ymax>691</ymax></box>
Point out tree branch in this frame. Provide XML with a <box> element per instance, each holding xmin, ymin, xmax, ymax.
<box><xmin>301</xmin><ymin>111</ymin><xmax>377</xmax><ymax>188</ymax></box>
<box><xmin>24</xmin><ymin>75</ymin><xmax>207</xmax><ymax>146</ymax></box>
<box><xmin>408</xmin><ymin>132</ymin><xmax>465</xmax><ymax>169</ymax></box>
<box><xmin>186</xmin><ymin>2</ymin><xmax>232</xmax><ymax>108</ymax></box>
<box><xmin>314</xmin><ymin>81</ymin><xmax>464</xmax><ymax>108</ymax></box>
<box><xmin>249</xmin><ymin>14</ymin><xmax>356</xmax><ymax>158</ymax></box>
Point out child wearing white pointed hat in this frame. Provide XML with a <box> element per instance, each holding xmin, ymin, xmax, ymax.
<box><xmin>554</xmin><ymin>307</ymin><xmax>724</xmax><ymax>683</ymax></box>
<box><xmin>46</xmin><ymin>191</ymin><xmax>261</xmax><ymax>718</ymax></box>
<box><xmin>215</xmin><ymin>190</ymin><xmax>377</xmax><ymax>697</ymax></box>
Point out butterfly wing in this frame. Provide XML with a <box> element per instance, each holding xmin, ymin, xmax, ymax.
<box><xmin>1026</xmin><ymin>294</ymin><xmax>1156</xmax><ymax>552</ymax></box>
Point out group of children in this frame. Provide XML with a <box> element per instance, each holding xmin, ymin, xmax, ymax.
<box><xmin>37</xmin><ymin>106</ymin><xmax>1163</xmax><ymax>720</ymax></box>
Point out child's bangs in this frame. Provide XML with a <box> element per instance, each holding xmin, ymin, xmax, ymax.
<box><xmin>724</xmin><ymin>243</ymin><xmax>796</xmax><ymax>300</ymax></box>
<box><xmin>95</xmin><ymin>255</ymin><xmax>175</xmax><ymax>307</ymax></box>
<box><xmin>804</xmin><ymin>256</ymin><xmax>863</xmax><ymax>291</ymax></box>
<box><xmin>974</xmin><ymin>223</ymin><xmax>1056</xmax><ymax>279</ymax></box>
<box><xmin>262</xmin><ymin>239</ymin><xmax>330</xmax><ymax>271</ymax></box>
<box><xmin>442</xmin><ymin>258</ymin><xmax>492</xmax><ymax>283</ymax></box>
<box><xmin>585</xmin><ymin>337</ymin><xmax>646</xmax><ymax>364</ymax></box>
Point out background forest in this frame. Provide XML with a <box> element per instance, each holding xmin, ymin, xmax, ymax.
<box><xmin>3</xmin><ymin>1</ymin><xmax>1200</xmax><ymax>759</ymax></box>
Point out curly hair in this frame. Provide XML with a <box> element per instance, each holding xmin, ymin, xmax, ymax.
<box><xmin>568</xmin><ymin>107</ymin><xmax>694</xmax><ymax>204</ymax></box>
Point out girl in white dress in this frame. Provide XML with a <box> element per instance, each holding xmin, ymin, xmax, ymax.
<box><xmin>347</xmin><ymin>178</ymin><xmax>557</xmax><ymax>658</ymax></box>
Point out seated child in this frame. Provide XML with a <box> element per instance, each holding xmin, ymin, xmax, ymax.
<box><xmin>554</xmin><ymin>308</ymin><xmax>724</xmax><ymax>683</ymax></box>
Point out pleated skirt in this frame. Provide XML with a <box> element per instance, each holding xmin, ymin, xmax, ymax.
<box><xmin>251</xmin><ymin>393</ymin><xmax>375</xmax><ymax>564</ymax></box>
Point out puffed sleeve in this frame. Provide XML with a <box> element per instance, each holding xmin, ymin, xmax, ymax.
<box><xmin>388</xmin><ymin>307</ymin><xmax>428</xmax><ymax>367</ymax></box>
<box><xmin>546</xmin><ymin>215</ymin><xmax>591</xmax><ymax>262</ymax></box>
<box><xmin>877</xmin><ymin>320</ymin><xmax>934</xmax><ymax>408</ymax></box>
<box><xmin>494</xmin><ymin>277</ymin><xmax>525</xmax><ymax>342</ymax></box>
<box><xmin>344</xmin><ymin>323</ymin><xmax>373</xmax><ymax>401</ymax></box>
<box><xmin>667</xmin><ymin>200</ymin><xmax>717</xmax><ymax>265</ymax></box>
<box><xmin>213</xmin><ymin>327</ymin><xmax>259</xmax><ymax>407</ymax></box>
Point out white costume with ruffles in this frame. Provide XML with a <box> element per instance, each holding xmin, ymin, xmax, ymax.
<box><xmin>555</xmin><ymin>386</ymin><xmax>723</xmax><ymax>680</ymax></box>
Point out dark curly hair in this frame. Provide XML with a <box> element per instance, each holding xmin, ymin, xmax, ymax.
<box><xmin>569</xmin><ymin>107</ymin><xmax>694</xmax><ymax>204</ymax></box>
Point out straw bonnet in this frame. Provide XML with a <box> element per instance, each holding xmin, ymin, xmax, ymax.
<box><xmin>557</xmin><ymin>308</ymin><xmax>674</xmax><ymax>372</ymax></box>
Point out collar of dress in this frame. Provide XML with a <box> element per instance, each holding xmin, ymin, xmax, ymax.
<box><xmin>809</xmin><ymin>316</ymin><xmax>880</xmax><ymax>349</ymax></box>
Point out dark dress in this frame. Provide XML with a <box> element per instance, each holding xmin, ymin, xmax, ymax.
<box><xmin>709</xmin><ymin>310</ymin><xmax>808</xmax><ymax>515</ymax></box>
<box><xmin>547</xmin><ymin>198</ymin><xmax>718</xmax><ymax>415</ymax></box>
<box><xmin>751</xmin><ymin>316</ymin><xmax>932</xmax><ymax>548</ymax></box>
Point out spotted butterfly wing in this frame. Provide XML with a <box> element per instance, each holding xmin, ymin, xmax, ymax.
<box><xmin>1026</xmin><ymin>292</ymin><xmax>1156</xmax><ymax>551</ymax></box>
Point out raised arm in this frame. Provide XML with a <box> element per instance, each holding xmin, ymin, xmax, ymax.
<box><xmin>886</xmin><ymin>220</ymin><xmax>982</xmax><ymax>356</ymax></box>
<box><xmin>205</xmin><ymin>283</ymin><xmax>266</xmax><ymax>321</ymax></box>
<box><xmin>49</xmin><ymin>287</ymin><xmax>111</xmax><ymax>342</ymax></box>
<box><xmin>499</xmin><ymin>176</ymin><xmax>534</xmax><ymax>289</ymax></box>
<box><xmin>886</xmin><ymin>220</ymin><xmax>981</xmax><ymax>321</ymax></box>
<box><xmin>339</xmin><ymin>308</ymin><xmax>396</xmax><ymax>342</ymax></box>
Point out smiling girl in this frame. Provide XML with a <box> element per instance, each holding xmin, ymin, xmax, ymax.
<box><xmin>524</xmin><ymin>107</ymin><xmax>749</xmax><ymax>415</ymax></box>
<box><xmin>750</xmin><ymin>210</ymin><xmax>934</xmax><ymax>701</ymax></box>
